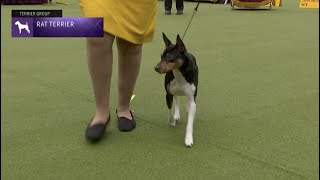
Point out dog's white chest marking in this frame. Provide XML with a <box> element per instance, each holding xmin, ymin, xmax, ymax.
<box><xmin>169</xmin><ymin>70</ymin><xmax>196</xmax><ymax>97</ymax></box>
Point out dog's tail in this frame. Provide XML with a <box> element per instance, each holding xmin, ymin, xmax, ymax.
<box><xmin>26</xmin><ymin>22</ymin><xmax>28</xmax><ymax>25</ymax></box>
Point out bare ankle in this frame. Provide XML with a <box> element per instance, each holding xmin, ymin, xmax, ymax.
<box><xmin>116</xmin><ymin>107</ymin><xmax>132</xmax><ymax>120</ymax></box>
<box><xmin>117</xmin><ymin>106</ymin><xmax>130</xmax><ymax>113</ymax></box>
<box><xmin>91</xmin><ymin>110</ymin><xmax>110</xmax><ymax>125</ymax></box>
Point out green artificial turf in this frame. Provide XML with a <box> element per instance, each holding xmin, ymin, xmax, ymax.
<box><xmin>1</xmin><ymin>1</ymin><xmax>319</xmax><ymax>179</ymax></box>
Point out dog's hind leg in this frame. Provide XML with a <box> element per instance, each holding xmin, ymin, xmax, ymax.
<box><xmin>185</xmin><ymin>97</ymin><xmax>196</xmax><ymax>147</ymax></box>
<box><xmin>166</xmin><ymin>94</ymin><xmax>175</xmax><ymax>127</ymax></box>
<box><xmin>173</xmin><ymin>96</ymin><xmax>180</xmax><ymax>122</ymax></box>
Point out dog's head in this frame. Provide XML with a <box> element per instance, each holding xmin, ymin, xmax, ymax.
<box><xmin>154</xmin><ymin>33</ymin><xmax>187</xmax><ymax>74</ymax></box>
<box><xmin>14</xmin><ymin>21</ymin><xmax>20</xmax><ymax>25</ymax></box>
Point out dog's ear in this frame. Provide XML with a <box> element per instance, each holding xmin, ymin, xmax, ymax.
<box><xmin>162</xmin><ymin>33</ymin><xmax>172</xmax><ymax>47</ymax></box>
<box><xmin>176</xmin><ymin>35</ymin><xmax>186</xmax><ymax>52</ymax></box>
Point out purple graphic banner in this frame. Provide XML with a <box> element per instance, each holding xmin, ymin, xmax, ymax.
<box><xmin>12</xmin><ymin>18</ymin><xmax>103</xmax><ymax>38</ymax></box>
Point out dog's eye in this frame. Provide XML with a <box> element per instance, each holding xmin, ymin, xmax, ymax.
<box><xmin>167</xmin><ymin>55</ymin><xmax>173</xmax><ymax>60</ymax></box>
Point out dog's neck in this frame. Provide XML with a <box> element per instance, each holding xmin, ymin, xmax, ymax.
<box><xmin>172</xmin><ymin>69</ymin><xmax>184</xmax><ymax>81</ymax></box>
<box><xmin>179</xmin><ymin>52</ymin><xmax>193</xmax><ymax>73</ymax></box>
<box><xmin>172</xmin><ymin>54</ymin><xmax>189</xmax><ymax>78</ymax></box>
<box><xmin>172</xmin><ymin>52</ymin><xmax>196</xmax><ymax>84</ymax></box>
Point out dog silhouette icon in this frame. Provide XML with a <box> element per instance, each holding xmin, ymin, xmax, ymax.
<box><xmin>14</xmin><ymin>21</ymin><xmax>31</xmax><ymax>34</ymax></box>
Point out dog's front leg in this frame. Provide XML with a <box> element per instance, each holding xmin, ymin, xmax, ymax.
<box><xmin>186</xmin><ymin>101</ymin><xmax>189</xmax><ymax>114</ymax></box>
<box><xmin>173</xmin><ymin>96</ymin><xmax>180</xmax><ymax>122</ymax></box>
<box><xmin>166</xmin><ymin>94</ymin><xmax>175</xmax><ymax>127</ymax></box>
<box><xmin>185</xmin><ymin>97</ymin><xmax>196</xmax><ymax>147</ymax></box>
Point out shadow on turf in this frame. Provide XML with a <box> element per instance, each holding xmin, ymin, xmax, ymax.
<box><xmin>230</xmin><ymin>8</ymin><xmax>277</xmax><ymax>11</ymax></box>
<box><xmin>84</xmin><ymin>131</ymin><xmax>114</xmax><ymax>146</ymax></box>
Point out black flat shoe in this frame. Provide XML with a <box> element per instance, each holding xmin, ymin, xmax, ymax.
<box><xmin>177</xmin><ymin>10</ymin><xmax>183</xmax><ymax>15</ymax></box>
<box><xmin>117</xmin><ymin>110</ymin><xmax>136</xmax><ymax>132</ymax></box>
<box><xmin>85</xmin><ymin>115</ymin><xmax>110</xmax><ymax>142</ymax></box>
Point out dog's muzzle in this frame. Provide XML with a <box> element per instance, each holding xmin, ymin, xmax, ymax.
<box><xmin>154</xmin><ymin>63</ymin><xmax>168</xmax><ymax>74</ymax></box>
<box><xmin>154</xmin><ymin>64</ymin><xmax>161</xmax><ymax>73</ymax></box>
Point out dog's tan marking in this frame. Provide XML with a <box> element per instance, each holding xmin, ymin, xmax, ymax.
<box><xmin>159</xmin><ymin>59</ymin><xmax>183</xmax><ymax>72</ymax></box>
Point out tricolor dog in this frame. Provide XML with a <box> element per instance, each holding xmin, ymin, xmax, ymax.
<box><xmin>154</xmin><ymin>33</ymin><xmax>199</xmax><ymax>147</ymax></box>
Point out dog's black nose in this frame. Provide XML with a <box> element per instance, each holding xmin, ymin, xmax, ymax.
<box><xmin>154</xmin><ymin>65</ymin><xmax>160</xmax><ymax>72</ymax></box>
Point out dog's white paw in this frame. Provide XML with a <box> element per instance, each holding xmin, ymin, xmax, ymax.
<box><xmin>168</xmin><ymin>119</ymin><xmax>176</xmax><ymax>127</ymax></box>
<box><xmin>168</xmin><ymin>116</ymin><xmax>176</xmax><ymax>127</ymax></box>
<box><xmin>174</xmin><ymin>112</ymin><xmax>180</xmax><ymax>122</ymax></box>
<box><xmin>184</xmin><ymin>137</ymin><xmax>193</xmax><ymax>147</ymax></box>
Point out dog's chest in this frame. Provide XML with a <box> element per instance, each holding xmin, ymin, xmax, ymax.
<box><xmin>168</xmin><ymin>70</ymin><xmax>196</xmax><ymax>97</ymax></box>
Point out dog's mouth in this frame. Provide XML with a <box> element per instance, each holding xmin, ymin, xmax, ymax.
<box><xmin>155</xmin><ymin>61</ymin><xmax>180</xmax><ymax>74</ymax></box>
<box><xmin>154</xmin><ymin>63</ymin><xmax>170</xmax><ymax>74</ymax></box>
<box><xmin>154</xmin><ymin>68</ymin><xmax>167</xmax><ymax>74</ymax></box>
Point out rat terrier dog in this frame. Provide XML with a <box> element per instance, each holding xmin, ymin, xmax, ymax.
<box><xmin>154</xmin><ymin>33</ymin><xmax>198</xmax><ymax>147</ymax></box>
<box><xmin>14</xmin><ymin>21</ymin><xmax>31</xmax><ymax>34</ymax></box>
